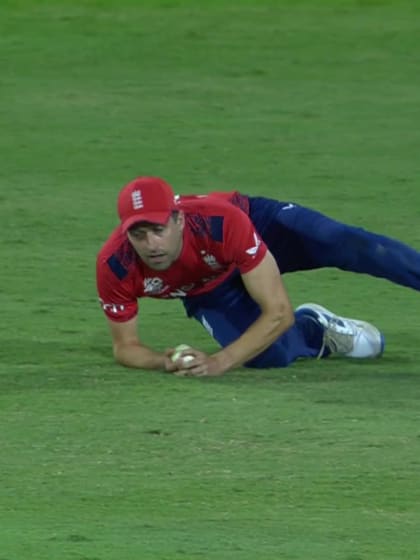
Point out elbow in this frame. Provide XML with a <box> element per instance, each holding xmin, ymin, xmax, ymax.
<box><xmin>113</xmin><ymin>347</ymin><xmax>126</xmax><ymax>367</ymax></box>
<box><xmin>283</xmin><ymin>305</ymin><xmax>295</xmax><ymax>332</ymax></box>
<box><xmin>273</xmin><ymin>302</ymin><xmax>295</xmax><ymax>335</ymax></box>
<box><xmin>113</xmin><ymin>343</ymin><xmax>132</xmax><ymax>368</ymax></box>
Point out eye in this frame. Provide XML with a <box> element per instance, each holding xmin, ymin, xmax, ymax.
<box><xmin>130</xmin><ymin>229</ymin><xmax>146</xmax><ymax>239</ymax></box>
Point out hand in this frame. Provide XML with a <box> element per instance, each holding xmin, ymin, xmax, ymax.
<box><xmin>167</xmin><ymin>347</ymin><xmax>226</xmax><ymax>377</ymax></box>
<box><xmin>163</xmin><ymin>348</ymin><xmax>181</xmax><ymax>373</ymax></box>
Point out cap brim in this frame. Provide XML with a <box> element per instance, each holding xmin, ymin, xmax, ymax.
<box><xmin>122</xmin><ymin>211</ymin><xmax>172</xmax><ymax>233</ymax></box>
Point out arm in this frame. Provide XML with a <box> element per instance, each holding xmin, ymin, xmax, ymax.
<box><xmin>211</xmin><ymin>250</ymin><xmax>294</xmax><ymax>372</ymax></box>
<box><xmin>176</xmin><ymin>250</ymin><xmax>295</xmax><ymax>377</ymax></box>
<box><xmin>97</xmin><ymin>248</ymin><xmax>175</xmax><ymax>371</ymax></box>
<box><xmin>107</xmin><ymin>315</ymin><xmax>175</xmax><ymax>371</ymax></box>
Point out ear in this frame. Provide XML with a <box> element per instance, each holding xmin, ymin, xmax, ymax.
<box><xmin>177</xmin><ymin>211</ymin><xmax>185</xmax><ymax>230</ymax></box>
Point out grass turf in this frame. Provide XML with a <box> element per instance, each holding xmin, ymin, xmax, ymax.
<box><xmin>1</xmin><ymin>1</ymin><xmax>420</xmax><ymax>558</ymax></box>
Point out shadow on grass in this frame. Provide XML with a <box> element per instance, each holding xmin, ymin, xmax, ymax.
<box><xmin>202</xmin><ymin>353</ymin><xmax>420</xmax><ymax>386</ymax></box>
<box><xmin>1</xmin><ymin>333</ymin><xmax>418</xmax><ymax>395</ymax></box>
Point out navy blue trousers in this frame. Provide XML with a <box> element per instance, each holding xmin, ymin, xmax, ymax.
<box><xmin>183</xmin><ymin>197</ymin><xmax>420</xmax><ymax>368</ymax></box>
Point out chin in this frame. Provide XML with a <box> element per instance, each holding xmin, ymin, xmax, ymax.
<box><xmin>148</xmin><ymin>261</ymin><xmax>171</xmax><ymax>271</ymax></box>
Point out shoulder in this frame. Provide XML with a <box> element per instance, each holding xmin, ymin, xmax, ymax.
<box><xmin>180</xmin><ymin>192</ymin><xmax>251</xmax><ymax>225</ymax></box>
<box><xmin>179</xmin><ymin>190</ymin><xmax>249</xmax><ymax>214</ymax></box>
<box><xmin>97</xmin><ymin>226</ymin><xmax>137</xmax><ymax>282</ymax></box>
<box><xmin>181</xmin><ymin>200</ymin><xmax>251</xmax><ymax>247</ymax></box>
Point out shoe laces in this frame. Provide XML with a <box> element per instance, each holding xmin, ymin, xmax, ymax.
<box><xmin>317</xmin><ymin>316</ymin><xmax>356</xmax><ymax>358</ymax></box>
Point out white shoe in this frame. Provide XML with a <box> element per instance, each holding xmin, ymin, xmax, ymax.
<box><xmin>295</xmin><ymin>303</ymin><xmax>385</xmax><ymax>359</ymax></box>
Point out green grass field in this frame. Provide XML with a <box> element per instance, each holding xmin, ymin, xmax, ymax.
<box><xmin>1</xmin><ymin>1</ymin><xmax>420</xmax><ymax>558</ymax></box>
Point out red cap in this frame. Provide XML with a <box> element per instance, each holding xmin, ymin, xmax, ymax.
<box><xmin>117</xmin><ymin>177</ymin><xmax>177</xmax><ymax>232</ymax></box>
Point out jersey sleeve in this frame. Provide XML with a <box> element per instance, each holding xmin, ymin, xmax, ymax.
<box><xmin>96</xmin><ymin>254</ymin><xmax>139</xmax><ymax>322</ymax></box>
<box><xmin>222</xmin><ymin>206</ymin><xmax>268</xmax><ymax>274</ymax></box>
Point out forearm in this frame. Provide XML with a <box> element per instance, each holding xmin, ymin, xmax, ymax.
<box><xmin>212</xmin><ymin>306</ymin><xmax>294</xmax><ymax>372</ymax></box>
<box><xmin>113</xmin><ymin>342</ymin><xmax>167</xmax><ymax>370</ymax></box>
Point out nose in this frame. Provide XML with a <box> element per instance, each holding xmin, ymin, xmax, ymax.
<box><xmin>145</xmin><ymin>231</ymin><xmax>160</xmax><ymax>250</ymax></box>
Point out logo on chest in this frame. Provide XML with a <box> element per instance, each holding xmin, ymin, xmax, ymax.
<box><xmin>144</xmin><ymin>277</ymin><xmax>167</xmax><ymax>294</ymax></box>
<box><xmin>200</xmin><ymin>251</ymin><xmax>222</xmax><ymax>269</ymax></box>
<box><xmin>143</xmin><ymin>277</ymin><xmax>195</xmax><ymax>298</ymax></box>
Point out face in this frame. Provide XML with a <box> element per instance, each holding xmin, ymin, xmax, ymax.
<box><xmin>127</xmin><ymin>213</ymin><xmax>185</xmax><ymax>270</ymax></box>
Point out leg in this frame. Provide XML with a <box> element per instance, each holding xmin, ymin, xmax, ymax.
<box><xmin>185</xmin><ymin>286</ymin><xmax>323</xmax><ymax>368</ymax></box>
<box><xmin>183</xmin><ymin>276</ymin><xmax>384</xmax><ymax>369</ymax></box>
<box><xmin>249</xmin><ymin>197</ymin><xmax>420</xmax><ymax>290</ymax></box>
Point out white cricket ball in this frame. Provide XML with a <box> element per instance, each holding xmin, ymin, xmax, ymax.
<box><xmin>171</xmin><ymin>344</ymin><xmax>195</xmax><ymax>366</ymax></box>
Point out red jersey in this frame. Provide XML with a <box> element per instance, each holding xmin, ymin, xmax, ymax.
<box><xmin>96</xmin><ymin>191</ymin><xmax>267</xmax><ymax>322</ymax></box>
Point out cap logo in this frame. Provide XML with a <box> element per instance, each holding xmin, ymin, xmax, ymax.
<box><xmin>131</xmin><ymin>190</ymin><xmax>144</xmax><ymax>210</ymax></box>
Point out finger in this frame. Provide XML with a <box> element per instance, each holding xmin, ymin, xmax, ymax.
<box><xmin>174</xmin><ymin>365</ymin><xmax>207</xmax><ymax>377</ymax></box>
<box><xmin>173</xmin><ymin>359</ymin><xmax>197</xmax><ymax>370</ymax></box>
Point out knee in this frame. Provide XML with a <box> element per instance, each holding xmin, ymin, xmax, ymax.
<box><xmin>245</xmin><ymin>342</ymin><xmax>293</xmax><ymax>369</ymax></box>
<box><xmin>322</xmin><ymin>225</ymin><xmax>372</xmax><ymax>268</ymax></box>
